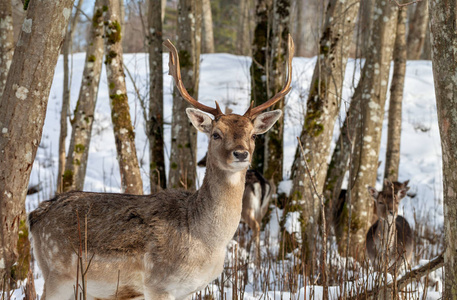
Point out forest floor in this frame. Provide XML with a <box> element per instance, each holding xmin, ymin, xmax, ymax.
<box><xmin>17</xmin><ymin>53</ymin><xmax>443</xmax><ymax>299</ymax></box>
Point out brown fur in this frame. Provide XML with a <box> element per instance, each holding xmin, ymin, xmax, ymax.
<box><xmin>29</xmin><ymin>109</ymin><xmax>282</xmax><ymax>300</ymax></box>
<box><xmin>365</xmin><ymin>180</ymin><xmax>413</xmax><ymax>273</ymax></box>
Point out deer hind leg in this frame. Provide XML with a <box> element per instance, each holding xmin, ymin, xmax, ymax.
<box><xmin>244</xmin><ymin>211</ymin><xmax>261</xmax><ymax>265</ymax></box>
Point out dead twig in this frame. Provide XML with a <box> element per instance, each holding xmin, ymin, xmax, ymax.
<box><xmin>390</xmin><ymin>0</ymin><xmax>422</xmax><ymax>7</ymax></box>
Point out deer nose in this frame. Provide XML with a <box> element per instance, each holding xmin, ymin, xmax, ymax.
<box><xmin>233</xmin><ymin>150</ymin><xmax>249</xmax><ymax>161</ymax></box>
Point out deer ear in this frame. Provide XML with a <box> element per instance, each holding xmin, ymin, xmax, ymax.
<box><xmin>252</xmin><ymin>109</ymin><xmax>282</xmax><ymax>134</ymax></box>
<box><xmin>367</xmin><ymin>186</ymin><xmax>378</xmax><ymax>200</ymax></box>
<box><xmin>186</xmin><ymin>108</ymin><xmax>213</xmax><ymax>134</ymax></box>
<box><xmin>397</xmin><ymin>188</ymin><xmax>408</xmax><ymax>200</ymax></box>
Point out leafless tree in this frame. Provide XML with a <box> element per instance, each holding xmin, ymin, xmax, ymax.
<box><xmin>168</xmin><ymin>0</ymin><xmax>202</xmax><ymax>190</ymax></box>
<box><xmin>407</xmin><ymin>0</ymin><xmax>428</xmax><ymax>60</ymax></box>
<box><xmin>56</xmin><ymin>0</ymin><xmax>85</xmax><ymax>193</ymax></box>
<box><xmin>289</xmin><ymin>0</ymin><xmax>360</xmax><ymax>258</ymax></box>
<box><xmin>202</xmin><ymin>0</ymin><xmax>215</xmax><ymax>53</ymax></box>
<box><xmin>384</xmin><ymin>8</ymin><xmax>407</xmax><ymax>182</ymax></box>
<box><xmin>62</xmin><ymin>0</ymin><xmax>105</xmax><ymax>192</ymax></box>
<box><xmin>237</xmin><ymin>0</ymin><xmax>252</xmax><ymax>56</ymax></box>
<box><xmin>250</xmin><ymin>0</ymin><xmax>271</xmax><ymax>174</ymax></box>
<box><xmin>0</xmin><ymin>0</ymin><xmax>75</xmax><ymax>289</ymax></box>
<box><xmin>147</xmin><ymin>0</ymin><xmax>167</xmax><ymax>193</ymax></box>
<box><xmin>429</xmin><ymin>0</ymin><xmax>457</xmax><ymax>296</ymax></box>
<box><xmin>263</xmin><ymin>0</ymin><xmax>290</xmax><ymax>185</ymax></box>
<box><xmin>347</xmin><ymin>0</ymin><xmax>398</xmax><ymax>253</ymax></box>
<box><xmin>102</xmin><ymin>0</ymin><xmax>143</xmax><ymax>194</ymax></box>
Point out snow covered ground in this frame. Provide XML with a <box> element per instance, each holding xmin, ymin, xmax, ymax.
<box><xmin>20</xmin><ymin>52</ymin><xmax>443</xmax><ymax>299</ymax></box>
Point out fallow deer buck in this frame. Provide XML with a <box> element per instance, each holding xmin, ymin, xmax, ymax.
<box><xmin>198</xmin><ymin>155</ymin><xmax>274</xmax><ymax>259</ymax></box>
<box><xmin>28</xmin><ymin>36</ymin><xmax>294</xmax><ymax>300</ymax></box>
<box><xmin>366</xmin><ymin>179</ymin><xmax>413</xmax><ymax>274</ymax></box>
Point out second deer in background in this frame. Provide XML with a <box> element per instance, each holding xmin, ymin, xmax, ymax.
<box><xmin>366</xmin><ymin>180</ymin><xmax>413</xmax><ymax>273</ymax></box>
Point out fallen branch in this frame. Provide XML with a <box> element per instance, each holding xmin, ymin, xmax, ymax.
<box><xmin>350</xmin><ymin>253</ymin><xmax>444</xmax><ymax>299</ymax></box>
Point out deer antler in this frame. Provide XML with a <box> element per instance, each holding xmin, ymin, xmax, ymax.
<box><xmin>244</xmin><ymin>34</ymin><xmax>294</xmax><ymax>118</ymax></box>
<box><xmin>163</xmin><ymin>39</ymin><xmax>223</xmax><ymax>117</ymax></box>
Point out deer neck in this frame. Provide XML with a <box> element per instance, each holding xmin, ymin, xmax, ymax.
<box><xmin>189</xmin><ymin>158</ymin><xmax>246</xmax><ymax>248</ymax></box>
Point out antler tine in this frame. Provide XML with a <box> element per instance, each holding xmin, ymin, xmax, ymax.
<box><xmin>163</xmin><ymin>39</ymin><xmax>223</xmax><ymax>117</ymax></box>
<box><xmin>245</xmin><ymin>34</ymin><xmax>295</xmax><ymax>118</ymax></box>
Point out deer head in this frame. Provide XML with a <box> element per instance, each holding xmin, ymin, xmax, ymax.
<box><xmin>163</xmin><ymin>35</ymin><xmax>294</xmax><ymax>172</ymax></box>
<box><xmin>368</xmin><ymin>179</ymin><xmax>410</xmax><ymax>224</ymax></box>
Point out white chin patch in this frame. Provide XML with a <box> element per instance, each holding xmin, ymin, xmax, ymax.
<box><xmin>231</xmin><ymin>161</ymin><xmax>250</xmax><ymax>169</ymax></box>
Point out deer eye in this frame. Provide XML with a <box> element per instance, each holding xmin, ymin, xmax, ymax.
<box><xmin>251</xmin><ymin>134</ymin><xmax>257</xmax><ymax>140</ymax></box>
<box><xmin>212</xmin><ymin>133</ymin><xmax>221</xmax><ymax>140</ymax></box>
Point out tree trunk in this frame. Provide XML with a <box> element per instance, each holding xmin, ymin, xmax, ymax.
<box><xmin>148</xmin><ymin>0</ymin><xmax>166</xmax><ymax>193</ymax></box>
<box><xmin>119</xmin><ymin>0</ymin><xmax>125</xmax><ymax>32</ymax></box>
<box><xmin>0</xmin><ymin>0</ymin><xmax>75</xmax><ymax>289</ymax></box>
<box><xmin>347</xmin><ymin>0</ymin><xmax>398</xmax><ymax>253</ymax></box>
<box><xmin>62</xmin><ymin>0</ymin><xmax>105</xmax><ymax>192</ymax></box>
<box><xmin>57</xmin><ymin>37</ymin><xmax>71</xmax><ymax>193</ymax></box>
<box><xmin>56</xmin><ymin>0</ymin><xmax>85</xmax><ymax>193</ymax></box>
<box><xmin>161</xmin><ymin>0</ymin><xmax>166</xmax><ymax>22</ymax></box>
<box><xmin>202</xmin><ymin>0</ymin><xmax>214</xmax><ymax>53</ymax></box>
<box><xmin>429</xmin><ymin>0</ymin><xmax>457</xmax><ymax>297</ymax></box>
<box><xmin>359</xmin><ymin>0</ymin><xmax>375</xmax><ymax>58</ymax></box>
<box><xmin>406</xmin><ymin>0</ymin><xmax>428</xmax><ymax>60</ymax></box>
<box><xmin>250</xmin><ymin>0</ymin><xmax>271</xmax><ymax>174</ymax></box>
<box><xmin>289</xmin><ymin>0</ymin><xmax>360</xmax><ymax>258</ymax></box>
<box><xmin>384</xmin><ymin>8</ymin><xmax>406</xmax><ymax>182</ymax></box>
<box><xmin>0</xmin><ymin>0</ymin><xmax>14</xmax><ymax>101</ymax></box>
<box><xmin>237</xmin><ymin>0</ymin><xmax>251</xmax><ymax>56</ymax></box>
<box><xmin>293</xmin><ymin>0</ymin><xmax>305</xmax><ymax>57</ymax></box>
<box><xmin>323</xmin><ymin>82</ymin><xmax>363</xmax><ymax>252</ymax></box>
<box><xmin>263</xmin><ymin>0</ymin><xmax>290</xmax><ymax>185</ymax></box>
<box><xmin>168</xmin><ymin>0</ymin><xmax>202</xmax><ymax>190</ymax></box>
<box><xmin>103</xmin><ymin>0</ymin><xmax>143</xmax><ymax>195</ymax></box>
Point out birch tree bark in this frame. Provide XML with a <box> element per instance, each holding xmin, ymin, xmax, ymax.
<box><xmin>0</xmin><ymin>0</ymin><xmax>14</xmax><ymax>101</ymax></box>
<box><xmin>429</xmin><ymin>0</ymin><xmax>457</xmax><ymax>296</ymax></box>
<box><xmin>62</xmin><ymin>0</ymin><xmax>105</xmax><ymax>192</ymax></box>
<box><xmin>250</xmin><ymin>0</ymin><xmax>271</xmax><ymax>174</ymax></box>
<box><xmin>407</xmin><ymin>0</ymin><xmax>428</xmax><ymax>60</ymax></box>
<box><xmin>384</xmin><ymin>8</ymin><xmax>406</xmax><ymax>182</ymax></box>
<box><xmin>324</xmin><ymin>86</ymin><xmax>360</xmax><ymax>198</ymax></box>
<box><xmin>202</xmin><ymin>0</ymin><xmax>214</xmax><ymax>53</ymax></box>
<box><xmin>263</xmin><ymin>0</ymin><xmax>290</xmax><ymax>185</ymax></box>
<box><xmin>289</xmin><ymin>0</ymin><xmax>360</xmax><ymax>258</ymax></box>
<box><xmin>0</xmin><ymin>0</ymin><xmax>75</xmax><ymax>289</ymax></box>
<box><xmin>57</xmin><ymin>0</ymin><xmax>84</xmax><ymax>193</ymax></box>
<box><xmin>168</xmin><ymin>0</ymin><xmax>202</xmax><ymax>190</ymax></box>
<box><xmin>347</xmin><ymin>0</ymin><xmax>398</xmax><ymax>252</ymax></box>
<box><xmin>103</xmin><ymin>0</ymin><xmax>143</xmax><ymax>194</ymax></box>
<box><xmin>147</xmin><ymin>0</ymin><xmax>166</xmax><ymax>193</ymax></box>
